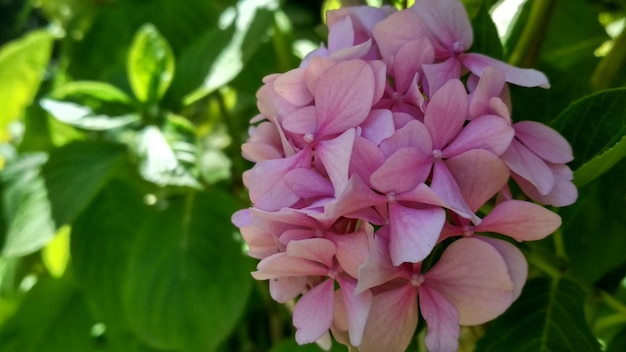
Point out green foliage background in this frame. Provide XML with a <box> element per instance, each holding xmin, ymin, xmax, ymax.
<box><xmin>0</xmin><ymin>0</ymin><xmax>626</xmax><ymax>351</ymax></box>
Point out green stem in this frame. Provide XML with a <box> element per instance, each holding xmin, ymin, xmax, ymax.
<box><xmin>591</xmin><ymin>25</ymin><xmax>626</xmax><ymax>91</ymax></box>
<box><xmin>593</xmin><ymin>313</ymin><xmax>626</xmax><ymax>333</ymax></box>
<box><xmin>508</xmin><ymin>0</ymin><xmax>557</xmax><ymax>68</ymax></box>
<box><xmin>599</xmin><ymin>289</ymin><xmax>626</xmax><ymax>318</ymax></box>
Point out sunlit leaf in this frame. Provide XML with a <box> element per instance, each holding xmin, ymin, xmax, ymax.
<box><xmin>0</xmin><ymin>154</ymin><xmax>55</xmax><ymax>257</ymax></box>
<box><xmin>551</xmin><ymin>88</ymin><xmax>626</xmax><ymax>187</ymax></box>
<box><xmin>0</xmin><ymin>30</ymin><xmax>54</xmax><ymax>141</ymax></box>
<box><xmin>123</xmin><ymin>190</ymin><xmax>253</xmax><ymax>351</ymax></box>
<box><xmin>41</xmin><ymin>225</ymin><xmax>71</xmax><ymax>278</ymax></box>
<box><xmin>42</xmin><ymin>140</ymin><xmax>126</xmax><ymax>226</ymax></box>
<box><xmin>0</xmin><ymin>276</ymin><xmax>97</xmax><ymax>352</ymax></box>
<box><xmin>40</xmin><ymin>81</ymin><xmax>140</xmax><ymax>131</ymax></box>
<box><xmin>476</xmin><ymin>277</ymin><xmax>600</xmax><ymax>352</ymax></box>
<box><xmin>128</xmin><ymin>24</ymin><xmax>175</xmax><ymax>103</ymax></box>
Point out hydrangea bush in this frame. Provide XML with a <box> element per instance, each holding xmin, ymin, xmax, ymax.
<box><xmin>233</xmin><ymin>0</ymin><xmax>577</xmax><ymax>351</ymax></box>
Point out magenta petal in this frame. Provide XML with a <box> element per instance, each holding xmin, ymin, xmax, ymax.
<box><xmin>293</xmin><ymin>279</ymin><xmax>335</xmax><ymax>344</ymax></box>
<box><xmin>426</xmin><ymin>237</ymin><xmax>514</xmax><ymax>325</ymax></box>
<box><xmin>514</xmin><ymin>121</ymin><xmax>574</xmax><ymax>163</ymax></box>
<box><xmin>444</xmin><ymin>115</ymin><xmax>514</xmax><ymax>157</ymax></box>
<box><xmin>478</xmin><ymin>200</ymin><xmax>562</xmax><ymax>241</ymax></box>
<box><xmin>412</xmin><ymin>0</ymin><xmax>473</xmax><ymax>53</ymax></box>
<box><xmin>461</xmin><ymin>53</ymin><xmax>550</xmax><ymax>88</ymax></box>
<box><xmin>424</xmin><ymin>79</ymin><xmax>468</xmax><ymax>150</ymax></box>
<box><xmin>370</xmin><ymin>148</ymin><xmax>430</xmax><ymax>194</ymax></box>
<box><xmin>315</xmin><ymin>60</ymin><xmax>375</xmax><ymax>136</ymax></box>
<box><xmin>270</xmin><ymin>276</ymin><xmax>307</xmax><ymax>303</ymax></box>
<box><xmin>274</xmin><ymin>67</ymin><xmax>314</xmax><ymax>106</ymax></box>
<box><xmin>444</xmin><ymin>149</ymin><xmax>510</xmax><ymax>212</ymax></box>
<box><xmin>286</xmin><ymin>238</ymin><xmax>337</xmax><ymax>268</ymax></box>
<box><xmin>389</xmin><ymin>203</ymin><xmax>446</xmax><ymax>265</ymax></box>
<box><xmin>476</xmin><ymin>237</ymin><xmax>528</xmax><ymax>300</ymax></box>
<box><xmin>338</xmin><ymin>277</ymin><xmax>373</xmax><ymax>346</ymax></box>
<box><xmin>358</xmin><ymin>285</ymin><xmax>418</xmax><ymax>352</ymax></box>
<box><xmin>501</xmin><ymin>140</ymin><xmax>555</xmax><ymax>195</ymax></box>
<box><xmin>419</xmin><ymin>286</ymin><xmax>460</xmax><ymax>352</ymax></box>
<box><xmin>316</xmin><ymin>129</ymin><xmax>356</xmax><ymax>195</ymax></box>
<box><xmin>430</xmin><ymin>161</ymin><xmax>478</xmax><ymax>223</ymax></box>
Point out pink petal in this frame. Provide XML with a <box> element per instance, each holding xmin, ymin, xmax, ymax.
<box><xmin>422</xmin><ymin>57</ymin><xmax>462</xmax><ymax>97</ymax></box>
<box><xmin>316</xmin><ymin>129</ymin><xmax>356</xmax><ymax>195</ymax></box>
<box><xmin>356</xmin><ymin>232</ymin><xmax>402</xmax><ymax>293</ymax></box>
<box><xmin>304</xmin><ymin>56</ymin><xmax>336</xmax><ymax>93</ymax></box>
<box><xmin>411</xmin><ymin>0</ymin><xmax>473</xmax><ymax>55</ymax></box>
<box><xmin>286</xmin><ymin>238</ymin><xmax>337</xmax><ymax>268</ymax></box>
<box><xmin>274</xmin><ymin>67</ymin><xmax>314</xmax><ymax>106</ymax></box>
<box><xmin>514</xmin><ymin>121</ymin><xmax>574</xmax><ymax>163</ymax></box>
<box><xmin>358</xmin><ymin>285</ymin><xmax>418</xmax><ymax>352</ymax></box>
<box><xmin>270</xmin><ymin>276</ymin><xmax>307</xmax><ymax>303</ymax></box>
<box><xmin>380</xmin><ymin>120</ymin><xmax>433</xmax><ymax>156</ymax></box>
<box><xmin>461</xmin><ymin>53</ymin><xmax>550</xmax><ymax>88</ymax></box>
<box><xmin>388</xmin><ymin>203</ymin><xmax>446</xmax><ymax>265</ymax></box>
<box><xmin>360</xmin><ymin>109</ymin><xmax>395</xmax><ymax>145</ymax></box>
<box><xmin>284</xmin><ymin>168</ymin><xmax>333</xmax><ymax>199</ymax></box>
<box><xmin>252</xmin><ymin>252</ymin><xmax>328</xmax><ymax>280</ymax></box>
<box><xmin>338</xmin><ymin>277</ymin><xmax>373</xmax><ymax>346</ymax></box>
<box><xmin>315</xmin><ymin>60</ymin><xmax>375</xmax><ymax>136</ymax></box>
<box><xmin>443</xmin><ymin>115</ymin><xmax>514</xmax><ymax>157</ymax></box>
<box><xmin>469</xmin><ymin>66</ymin><xmax>507</xmax><ymax>119</ymax></box>
<box><xmin>370</xmin><ymin>148</ymin><xmax>431</xmax><ymax>194</ymax></box>
<box><xmin>349</xmin><ymin>136</ymin><xmax>385</xmax><ymax>184</ymax></box>
<box><xmin>282</xmin><ymin>105</ymin><xmax>317</xmax><ymax>135</ymax></box>
<box><xmin>477</xmin><ymin>200</ymin><xmax>562</xmax><ymax>241</ymax></box>
<box><xmin>418</xmin><ymin>286</ymin><xmax>460</xmax><ymax>352</ymax></box>
<box><xmin>476</xmin><ymin>237</ymin><xmax>527</xmax><ymax>300</ymax></box>
<box><xmin>327</xmin><ymin>16</ymin><xmax>355</xmax><ymax>52</ymax></box>
<box><xmin>393</xmin><ymin>38</ymin><xmax>434</xmax><ymax>93</ymax></box>
<box><xmin>324</xmin><ymin>175</ymin><xmax>386</xmax><ymax>222</ymax></box>
<box><xmin>430</xmin><ymin>160</ymin><xmax>478</xmax><ymax>223</ymax></box>
<box><xmin>501</xmin><ymin>140</ymin><xmax>555</xmax><ymax>195</ymax></box>
<box><xmin>426</xmin><ymin>237</ymin><xmax>514</xmax><ymax>325</ymax></box>
<box><xmin>326</xmin><ymin>228</ymin><xmax>371</xmax><ymax>279</ymax></box>
<box><xmin>424</xmin><ymin>79</ymin><xmax>468</xmax><ymax>150</ymax></box>
<box><xmin>369</xmin><ymin>60</ymin><xmax>388</xmax><ymax>104</ymax></box>
<box><xmin>293</xmin><ymin>279</ymin><xmax>336</xmax><ymax>344</ymax></box>
<box><xmin>444</xmin><ymin>149</ymin><xmax>510</xmax><ymax>211</ymax></box>
<box><xmin>372</xmin><ymin>10</ymin><xmax>429</xmax><ymax>60</ymax></box>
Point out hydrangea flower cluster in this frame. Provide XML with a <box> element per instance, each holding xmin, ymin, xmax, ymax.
<box><xmin>232</xmin><ymin>0</ymin><xmax>577</xmax><ymax>351</ymax></box>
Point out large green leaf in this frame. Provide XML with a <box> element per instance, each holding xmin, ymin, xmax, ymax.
<box><xmin>40</xmin><ymin>81</ymin><xmax>140</xmax><ymax>130</ymax></box>
<box><xmin>476</xmin><ymin>277</ymin><xmax>600</xmax><ymax>352</ymax></box>
<box><xmin>0</xmin><ymin>276</ymin><xmax>97</xmax><ymax>352</ymax></box>
<box><xmin>0</xmin><ymin>154</ymin><xmax>55</xmax><ymax>257</ymax></box>
<box><xmin>127</xmin><ymin>24</ymin><xmax>175</xmax><ymax>104</ymax></box>
<box><xmin>550</xmin><ymin>88</ymin><xmax>626</xmax><ymax>187</ymax></box>
<box><xmin>0</xmin><ymin>30</ymin><xmax>54</xmax><ymax>141</ymax></box>
<box><xmin>42</xmin><ymin>140</ymin><xmax>126</xmax><ymax>226</ymax></box>
<box><xmin>470</xmin><ymin>1</ymin><xmax>503</xmax><ymax>60</ymax></box>
<box><xmin>122</xmin><ymin>190</ymin><xmax>253</xmax><ymax>351</ymax></box>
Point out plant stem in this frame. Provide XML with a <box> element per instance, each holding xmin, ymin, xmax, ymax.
<box><xmin>508</xmin><ymin>0</ymin><xmax>557</xmax><ymax>68</ymax></box>
<box><xmin>591</xmin><ymin>25</ymin><xmax>626</xmax><ymax>90</ymax></box>
<box><xmin>599</xmin><ymin>289</ymin><xmax>626</xmax><ymax>318</ymax></box>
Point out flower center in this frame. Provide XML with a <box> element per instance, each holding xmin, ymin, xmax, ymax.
<box><xmin>432</xmin><ymin>149</ymin><xmax>443</xmax><ymax>159</ymax></box>
<box><xmin>304</xmin><ymin>133</ymin><xmax>315</xmax><ymax>143</ymax></box>
<box><xmin>410</xmin><ymin>273</ymin><xmax>425</xmax><ymax>287</ymax></box>
<box><xmin>387</xmin><ymin>191</ymin><xmax>397</xmax><ymax>202</ymax></box>
<box><xmin>452</xmin><ymin>41</ymin><xmax>465</xmax><ymax>53</ymax></box>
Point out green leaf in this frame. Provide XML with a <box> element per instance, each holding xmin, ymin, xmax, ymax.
<box><xmin>607</xmin><ymin>326</ymin><xmax>626</xmax><ymax>352</ymax></box>
<box><xmin>0</xmin><ymin>29</ymin><xmax>54</xmax><ymax>141</ymax></box>
<box><xmin>269</xmin><ymin>338</ymin><xmax>347</xmax><ymax>352</ymax></box>
<box><xmin>134</xmin><ymin>125</ymin><xmax>201</xmax><ymax>189</ymax></box>
<box><xmin>122</xmin><ymin>190</ymin><xmax>253</xmax><ymax>351</ymax></box>
<box><xmin>0</xmin><ymin>154</ymin><xmax>55</xmax><ymax>257</ymax></box>
<box><xmin>40</xmin><ymin>81</ymin><xmax>140</xmax><ymax>131</ymax></box>
<box><xmin>476</xmin><ymin>277</ymin><xmax>600</xmax><ymax>352</ymax></box>
<box><xmin>470</xmin><ymin>1</ymin><xmax>503</xmax><ymax>60</ymax></box>
<box><xmin>0</xmin><ymin>276</ymin><xmax>97</xmax><ymax>352</ymax></box>
<box><xmin>128</xmin><ymin>24</ymin><xmax>175</xmax><ymax>103</ymax></box>
<box><xmin>178</xmin><ymin>0</ymin><xmax>278</xmax><ymax>104</ymax></box>
<box><xmin>551</xmin><ymin>88</ymin><xmax>626</xmax><ymax>187</ymax></box>
<box><xmin>42</xmin><ymin>140</ymin><xmax>126</xmax><ymax>226</ymax></box>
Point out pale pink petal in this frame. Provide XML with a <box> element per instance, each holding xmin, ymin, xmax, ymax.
<box><xmin>338</xmin><ymin>277</ymin><xmax>373</xmax><ymax>346</ymax></box>
<box><xmin>331</xmin><ymin>40</ymin><xmax>373</xmax><ymax>61</ymax></box>
<box><xmin>328</xmin><ymin>16</ymin><xmax>355</xmax><ymax>52</ymax></box>
<box><xmin>286</xmin><ymin>238</ymin><xmax>337</xmax><ymax>268</ymax></box>
<box><xmin>324</xmin><ymin>175</ymin><xmax>386</xmax><ymax>222</ymax></box>
<box><xmin>443</xmin><ymin>115</ymin><xmax>514</xmax><ymax>157</ymax></box>
<box><xmin>430</xmin><ymin>161</ymin><xmax>478</xmax><ymax>223</ymax></box>
<box><xmin>476</xmin><ymin>237</ymin><xmax>527</xmax><ymax>300</ymax></box>
<box><xmin>444</xmin><ymin>149</ymin><xmax>510</xmax><ymax>211</ymax></box>
<box><xmin>501</xmin><ymin>140</ymin><xmax>555</xmax><ymax>195</ymax></box>
<box><xmin>422</xmin><ymin>58</ymin><xmax>462</xmax><ymax>97</ymax></box>
<box><xmin>243</xmin><ymin>148</ymin><xmax>312</xmax><ymax>211</ymax></box>
<box><xmin>356</xmin><ymin>233</ymin><xmax>402</xmax><ymax>293</ymax></box>
<box><xmin>477</xmin><ymin>200</ymin><xmax>562</xmax><ymax>241</ymax></box>
<box><xmin>326</xmin><ymin>228</ymin><xmax>371</xmax><ymax>279</ymax></box>
<box><xmin>349</xmin><ymin>136</ymin><xmax>385</xmax><ymax>184</ymax></box>
<box><xmin>419</xmin><ymin>286</ymin><xmax>460</xmax><ymax>352</ymax></box>
<box><xmin>380</xmin><ymin>120</ymin><xmax>433</xmax><ymax>156</ymax></box>
<box><xmin>372</xmin><ymin>10</ymin><xmax>429</xmax><ymax>60</ymax></box>
<box><xmin>252</xmin><ymin>252</ymin><xmax>328</xmax><ymax>280</ymax></box>
<box><xmin>368</xmin><ymin>60</ymin><xmax>387</xmax><ymax>104</ymax></box>
<box><xmin>370</xmin><ymin>148</ymin><xmax>431</xmax><ymax>194</ymax></box>
<box><xmin>412</xmin><ymin>0</ymin><xmax>473</xmax><ymax>54</ymax></box>
<box><xmin>304</xmin><ymin>56</ymin><xmax>336</xmax><ymax>93</ymax></box>
<box><xmin>388</xmin><ymin>203</ymin><xmax>446</xmax><ymax>265</ymax></box>
<box><xmin>282</xmin><ymin>105</ymin><xmax>317</xmax><ymax>135</ymax></box>
<box><xmin>294</xmin><ymin>279</ymin><xmax>335</xmax><ymax>344</ymax></box>
<box><xmin>360</xmin><ymin>109</ymin><xmax>395</xmax><ymax>145</ymax></box>
<box><xmin>358</xmin><ymin>285</ymin><xmax>418</xmax><ymax>352</ymax></box>
<box><xmin>284</xmin><ymin>168</ymin><xmax>333</xmax><ymax>199</ymax></box>
<box><xmin>513</xmin><ymin>164</ymin><xmax>577</xmax><ymax>206</ymax></box>
<box><xmin>274</xmin><ymin>67</ymin><xmax>314</xmax><ymax>106</ymax></box>
<box><xmin>240</xmin><ymin>225</ymin><xmax>279</xmax><ymax>259</ymax></box>
<box><xmin>393</xmin><ymin>38</ymin><xmax>434</xmax><ymax>93</ymax></box>
<box><xmin>426</xmin><ymin>237</ymin><xmax>514</xmax><ymax>325</ymax></box>
<box><xmin>317</xmin><ymin>129</ymin><xmax>356</xmax><ymax>195</ymax></box>
<box><xmin>270</xmin><ymin>276</ymin><xmax>307</xmax><ymax>303</ymax></box>
<box><xmin>514</xmin><ymin>121</ymin><xmax>574</xmax><ymax>163</ymax></box>
<box><xmin>424</xmin><ymin>79</ymin><xmax>468</xmax><ymax>150</ymax></box>
<box><xmin>316</xmin><ymin>60</ymin><xmax>375</xmax><ymax>136</ymax></box>
<box><xmin>469</xmin><ymin>66</ymin><xmax>507</xmax><ymax>119</ymax></box>
<box><xmin>461</xmin><ymin>53</ymin><xmax>550</xmax><ymax>88</ymax></box>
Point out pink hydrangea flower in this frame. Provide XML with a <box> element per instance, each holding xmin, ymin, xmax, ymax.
<box><xmin>232</xmin><ymin>1</ymin><xmax>577</xmax><ymax>351</ymax></box>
